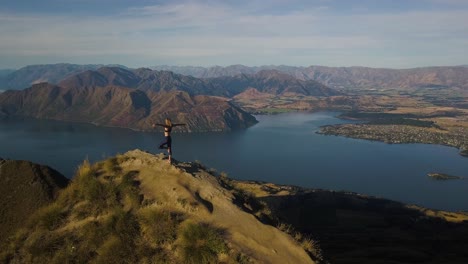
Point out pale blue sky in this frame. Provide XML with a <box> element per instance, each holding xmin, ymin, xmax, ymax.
<box><xmin>1</xmin><ymin>0</ymin><xmax>467</xmax><ymax>69</ymax></box>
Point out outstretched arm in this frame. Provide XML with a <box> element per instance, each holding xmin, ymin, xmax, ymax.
<box><xmin>152</xmin><ymin>123</ymin><xmax>166</xmax><ymax>128</ymax></box>
<box><xmin>172</xmin><ymin>123</ymin><xmax>187</xmax><ymax>127</ymax></box>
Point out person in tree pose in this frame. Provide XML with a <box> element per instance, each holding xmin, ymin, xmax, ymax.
<box><xmin>152</xmin><ymin>118</ymin><xmax>186</xmax><ymax>164</ymax></box>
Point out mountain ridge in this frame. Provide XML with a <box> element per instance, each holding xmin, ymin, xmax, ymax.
<box><xmin>0</xmin><ymin>63</ymin><xmax>129</xmax><ymax>90</ymax></box>
<box><xmin>151</xmin><ymin>64</ymin><xmax>468</xmax><ymax>90</ymax></box>
<box><xmin>4</xmin><ymin>63</ymin><xmax>468</xmax><ymax>92</ymax></box>
<box><xmin>57</xmin><ymin>67</ymin><xmax>338</xmax><ymax>97</ymax></box>
<box><xmin>0</xmin><ymin>66</ymin><xmax>337</xmax><ymax>132</ymax></box>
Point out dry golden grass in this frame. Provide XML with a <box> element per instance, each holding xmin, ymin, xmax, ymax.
<box><xmin>407</xmin><ymin>205</ymin><xmax>468</xmax><ymax>223</ymax></box>
<box><xmin>4</xmin><ymin>150</ymin><xmax>315</xmax><ymax>264</ymax></box>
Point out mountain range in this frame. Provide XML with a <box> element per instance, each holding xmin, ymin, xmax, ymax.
<box><xmin>0</xmin><ymin>63</ymin><xmax>128</xmax><ymax>90</ymax></box>
<box><xmin>1</xmin><ymin>63</ymin><xmax>467</xmax><ymax>132</ymax></box>
<box><xmin>0</xmin><ymin>81</ymin><xmax>257</xmax><ymax>132</ymax></box>
<box><xmin>2</xmin><ymin>63</ymin><xmax>468</xmax><ymax>92</ymax></box>
<box><xmin>29</xmin><ymin>66</ymin><xmax>338</xmax><ymax>98</ymax></box>
<box><xmin>0</xmin><ymin>66</ymin><xmax>339</xmax><ymax>131</ymax></box>
<box><xmin>151</xmin><ymin>64</ymin><xmax>468</xmax><ymax>91</ymax></box>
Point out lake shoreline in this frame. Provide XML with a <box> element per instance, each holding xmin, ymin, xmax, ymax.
<box><xmin>318</xmin><ymin>123</ymin><xmax>468</xmax><ymax>158</ymax></box>
<box><xmin>1</xmin><ymin>112</ymin><xmax>467</xmax><ymax>211</ymax></box>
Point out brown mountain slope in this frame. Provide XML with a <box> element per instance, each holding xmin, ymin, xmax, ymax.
<box><xmin>209</xmin><ymin>70</ymin><xmax>340</xmax><ymax>97</ymax></box>
<box><xmin>58</xmin><ymin>67</ymin><xmax>140</xmax><ymax>90</ymax></box>
<box><xmin>0</xmin><ymin>158</ymin><xmax>69</xmax><ymax>247</ymax></box>
<box><xmin>0</xmin><ymin>83</ymin><xmax>257</xmax><ymax>132</ymax></box>
<box><xmin>57</xmin><ymin>67</ymin><xmax>339</xmax><ymax>97</ymax></box>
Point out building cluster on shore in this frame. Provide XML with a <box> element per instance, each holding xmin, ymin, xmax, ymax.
<box><xmin>319</xmin><ymin>124</ymin><xmax>468</xmax><ymax>156</ymax></box>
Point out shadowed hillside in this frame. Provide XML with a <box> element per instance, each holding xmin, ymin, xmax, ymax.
<box><xmin>230</xmin><ymin>181</ymin><xmax>468</xmax><ymax>264</ymax></box>
<box><xmin>0</xmin><ymin>158</ymin><xmax>69</xmax><ymax>247</ymax></box>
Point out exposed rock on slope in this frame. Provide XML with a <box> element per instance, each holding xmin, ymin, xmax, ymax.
<box><xmin>0</xmin><ymin>150</ymin><xmax>314</xmax><ymax>264</ymax></box>
<box><xmin>0</xmin><ymin>158</ymin><xmax>69</xmax><ymax>247</ymax></box>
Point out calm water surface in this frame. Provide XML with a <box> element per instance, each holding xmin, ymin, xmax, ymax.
<box><xmin>1</xmin><ymin>112</ymin><xmax>467</xmax><ymax>211</ymax></box>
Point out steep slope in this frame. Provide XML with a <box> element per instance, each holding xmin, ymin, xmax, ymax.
<box><xmin>0</xmin><ymin>158</ymin><xmax>69</xmax><ymax>247</ymax></box>
<box><xmin>58</xmin><ymin>67</ymin><xmax>140</xmax><ymax>89</ymax></box>
<box><xmin>0</xmin><ymin>150</ymin><xmax>314</xmax><ymax>264</ymax></box>
<box><xmin>0</xmin><ymin>83</ymin><xmax>257</xmax><ymax>132</ymax></box>
<box><xmin>134</xmin><ymin>68</ymin><xmax>221</xmax><ymax>96</ymax></box>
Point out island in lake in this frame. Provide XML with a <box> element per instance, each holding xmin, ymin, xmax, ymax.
<box><xmin>428</xmin><ymin>173</ymin><xmax>465</xmax><ymax>180</ymax></box>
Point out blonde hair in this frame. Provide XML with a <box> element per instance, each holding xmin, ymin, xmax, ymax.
<box><xmin>165</xmin><ymin>118</ymin><xmax>172</xmax><ymax>127</ymax></box>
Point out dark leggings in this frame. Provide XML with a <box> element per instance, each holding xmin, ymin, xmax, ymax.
<box><xmin>159</xmin><ymin>136</ymin><xmax>172</xmax><ymax>153</ymax></box>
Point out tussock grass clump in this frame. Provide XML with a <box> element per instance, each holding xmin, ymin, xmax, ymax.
<box><xmin>277</xmin><ymin>222</ymin><xmax>293</xmax><ymax>234</ymax></box>
<box><xmin>276</xmin><ymin>222</ymin><xmax>324</xmax><ymax>263</ymax></box>
<box><xmin>94</xmin><ymin>235</ymin><xmax>134</xmax><ymax>264</ymax></box>
<box><xmin>118</xmin><ymin>171</ymin><xmax>142</xmax><ymax>208</ymax></box>
<box><xmin>178</xmin><ymin>222</ymin><xmax>227</xmax><ymax>264</ymax></box>
<box><xmin>23</xmin><ymin>232</ymin><xmax>61</xmax><ymax>260</ymax></box>
<box><xmin>138</xmin><ymin>207</ymin><xmax>182</xmax><ymax>246</ymax></box>
<box><xmin>235</xmin><ymin>252</ymin><xmax>252</xmax><ymax>264</ymax></box>
<box><xmin>28</xmin><ymin>203</ymin><xmax>67</xmax><ymax>231</ymax></box>
<box><xmin>300</xmin><ymin>237</ymin><xmax>323</xmax><ymax>261</ymax></box>
<box><xmin>103</xmin><ymin>157</ymin><xmax>120</xmax><ymax>175</ymax></box>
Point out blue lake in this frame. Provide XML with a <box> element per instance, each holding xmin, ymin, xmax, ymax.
<box><xmin>1</xmin><ymin>112</ymin><xmax>467</xmax><ymax>211</ymax></box>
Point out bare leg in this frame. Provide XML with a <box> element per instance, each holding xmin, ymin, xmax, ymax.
<box><xmin>168</xmin><ymin>147</ymin><xmax>172</xmax><ymax>164</ymax></box>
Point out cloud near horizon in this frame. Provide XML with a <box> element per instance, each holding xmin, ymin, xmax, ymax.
<box><xmin>0</xmin><ymin>0</ymin><xmax>467</xmax><ymax>69</ymax></box>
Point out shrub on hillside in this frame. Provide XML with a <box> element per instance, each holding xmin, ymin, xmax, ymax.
<box><xmin>178</xmin><ymin>222</ymin><xmax>227</xmax><ymax>264</ymax></box>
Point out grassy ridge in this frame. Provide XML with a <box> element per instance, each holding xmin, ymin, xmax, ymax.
<box><xmin>1</xmin><ymin>157</ymin><xmax>230</xmax><ymax>264</ymax></box>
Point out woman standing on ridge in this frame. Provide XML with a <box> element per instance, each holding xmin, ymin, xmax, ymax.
<box><xmin>152</xmin><ymin>118</ymin><xmax>186</xmax><ymax>164</ymax></box>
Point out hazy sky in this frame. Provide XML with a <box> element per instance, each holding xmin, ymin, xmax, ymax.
<box><xmin>1</xmin><ymin>0</ymin><xmax>467</xmax><ymax>69</ymax></box>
